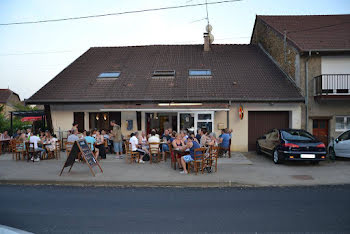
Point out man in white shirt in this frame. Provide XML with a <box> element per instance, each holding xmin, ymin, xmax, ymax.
<box><xmin>129</xmin><ymin>132</ymin><xmax>146</xmax><ymax>163</ymax></box>
<box><xmin>148</xmin><ymin>130</ymin><xmax>160</xmax><ymax>156</ymax></box>
<box><xmin>67</xmin><ymin>129</ymin><xmax>79</xmax><ymax>142</ymax></box>
<box><xmin>29</xmin><ymin>133</ymin><xmax>45</xmax><ymax>161</ymax></box>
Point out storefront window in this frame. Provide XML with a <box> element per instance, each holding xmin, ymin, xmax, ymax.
<box><xmin>180</xmin><ymin>113</ymin><xmax>194</xmax><ymax>132</ymax></box>
<box><xmin>198</xmin><ymin>114</ymin><xmax>212</xmax><ymax>121</ymax></box>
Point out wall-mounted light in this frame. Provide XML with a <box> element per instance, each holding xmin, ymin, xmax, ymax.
<box><xmin>96</xmin><ymin>114</ymin><xmax>99</xmax><ymax>120</ymax></box>
<box><xmin>103</xmin><ymin>113</ymin><xmax>107</xmax><ymax>121</ymax></box>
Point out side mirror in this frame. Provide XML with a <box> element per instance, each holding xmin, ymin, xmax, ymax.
<box><xmin>335</xmin><ymin>138</ymin><xmax>339</xmax><ymax>143</ymax></box>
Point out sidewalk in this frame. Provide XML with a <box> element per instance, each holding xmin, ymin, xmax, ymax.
<box><xmin>0</xmin><ymin>151</ymin><xmax>350</xmax><ymax>187</ymax></box>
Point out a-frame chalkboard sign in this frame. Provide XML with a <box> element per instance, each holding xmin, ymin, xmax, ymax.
<box><xmin>59</xmin><ymin>139</ymin><xmax>103</xmax><ymax>176</ymax></box>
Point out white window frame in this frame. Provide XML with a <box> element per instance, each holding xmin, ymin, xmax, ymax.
<box><xmin>177</xmin><ymin>111</ymin><xmax>214</xmax><ymax>134</ymax></box>
<box><xmin>335</xmin><ymin>116</ymin><xmax>350</xmax><ymax>132</ymax></box>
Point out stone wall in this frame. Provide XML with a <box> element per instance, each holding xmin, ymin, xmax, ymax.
<box><xmin>251</xmin><ymin>19</ymin><xmax>300</xmax><ymax>87</ymax></box>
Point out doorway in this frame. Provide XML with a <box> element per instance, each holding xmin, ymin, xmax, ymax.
<box><xmin>313</xmin><ymin>119</ymin><xmax>329</xmax><ymax>146</ymax></box>
<box><xmin>146</xmin><ymin>113</ymin><xmax>177</xmax><ymax>134</ymax></box>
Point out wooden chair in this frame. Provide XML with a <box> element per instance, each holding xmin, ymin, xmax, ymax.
<box><xmin>14</xmin><ymin>141</ymin><xmax>26</xmax><ymax>161</ymax></box>
<box><xmin>25</xmin><ymin>142</ymin><xmax>40</xmax><ymax>162</ymax></box>
<box><xmin>169</xmin><ymin>143</ymin><xmax>177</xmax><ymax>170</ymax></box>
<box><xmin>149</xmin><ymin>142</ymin><xmax>161</xmax><ymax>164</ymax></box>
<box><xmin>208</xmin><ymin>146</ymin><xmax>219</xmax><ymax>173</ymax></box>
<box><xmin>54</xmin><ymin>140</ymin><xmax>61</xmax><ymax>159</ymax></box>
<box><xmin>188</xmin><ymin>147</ymin><xmax>206</xmax><ymax>175</ymax></box>
<box><xmin>163</xmin><ymin>143</ymin><xmax>172</xmax><ymax>162</ymax></box>
<box><xmin>65</xmin><ymin>142</ymin><xmax>74</xmax><ymax>157</ymax></box>
<box><xmin>124</xmin><ymin>141</ymin><xmax>140</xmax><ymax>164</ymax></box>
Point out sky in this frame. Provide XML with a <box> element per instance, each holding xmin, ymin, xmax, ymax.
<box><xmin>0</xmin><ymin>0</ymin><xmax>349</xmax><ymax>100</ymax></box>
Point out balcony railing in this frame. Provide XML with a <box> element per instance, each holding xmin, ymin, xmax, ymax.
<box><xmin>314</xmin><ymin>74</ymin><xmax>350</xmax><ymax>96</ymax></box>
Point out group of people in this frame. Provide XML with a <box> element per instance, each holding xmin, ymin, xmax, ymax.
<box><xmin>3</xmin><ymin>128</ymin><xmax>58</xmax><ymax>161</ymax></box>
<box><xmin>127</xmin><ymin>127</ymin><xmax>232</xmax><ymax>174</ymax></box>
<box><xmin>66</xmin><ymin>120</ymin><xmax>123</xmax><ymax>160</ymax></box>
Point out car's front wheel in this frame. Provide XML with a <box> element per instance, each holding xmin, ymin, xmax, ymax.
<box><xmin>273</xmin><ymin>149</ymin><xmax>283</xmax><ymax>164</ymax></box>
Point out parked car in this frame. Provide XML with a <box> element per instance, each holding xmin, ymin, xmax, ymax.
<box><xmin>328</xmin><ymin>130</ymin><xmax>350</xmax><ymax>159</ymax></box>
<box><xmin>256</xmin><ymin>128</ymin><xmax>327</xmax><ymax>164</ymax></box>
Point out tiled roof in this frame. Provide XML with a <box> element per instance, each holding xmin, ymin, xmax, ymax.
<box><xmin>26</xmin><ymin>44</ymin><xmax>303</xmax><ymax>104</ymax></box>
<box><xmin>257</xmin><ymin>14</ymin><xmax>350</xmax><ymax>51</ymax></box>
<box><xmin>0</xmin><ymin>89</ymin><xmax>16</xmax><ymax>103</ymax></box>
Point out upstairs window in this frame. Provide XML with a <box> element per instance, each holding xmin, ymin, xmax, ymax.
<box><xmin>189</xmin><ymin>69</ymin><xmax>212</xmax><ymax>77</ymax></box>
<box><xmin>97</xmin><ymin>72</ymin><xmax>121</xmax><ymax>79</ymax></box>
<box><xmin>152</xmin><ymin>70</ymin><xmax>175</xmax><ymax>78</ymax></box>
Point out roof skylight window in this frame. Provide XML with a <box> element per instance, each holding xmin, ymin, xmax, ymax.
<box><xmin>189</xmin><ymin>69</ymin><xmax>212</xmax><ymax>76</ymax></box>
<box><xmin>152</xmin><ymin>70</ymin><xmax>175</xmax><ymax>78</ymax></box>
<box><xmin>97</xmin><ymin>72</ymin><xmax>121</xmax><ymax>79</ymax></box>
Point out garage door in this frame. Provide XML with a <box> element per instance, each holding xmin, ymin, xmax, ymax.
<box><xmin>248</xmin><ymin>111</ymin><xmax>290</xmax><ymax>151</ymax></box>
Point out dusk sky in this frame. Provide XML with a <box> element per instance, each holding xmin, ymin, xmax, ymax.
<box><xmin>1</xmin><ymin>0</ymin><xmax>349</xmax><ymax>100</ymax></box>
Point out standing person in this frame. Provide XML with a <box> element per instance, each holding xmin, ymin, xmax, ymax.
<box><xmin>95</xmin><ymin>130</ymin><xmax>106</xmax><ymax>159</ymax></box>
<box><xmin>129</xmin><ymin>132</ymin><xmax>146</xmax><ymax>163</ymax></box>
<box><xmin>110</xmin><ymin>120</ymin><xmax>123</xmax><ymax>159</ymax></box>
<box><xmin>179</xmin><ymin>137</ymin><xmax>201</xmax><ymax>174</ymax></box>
<box><xmin>26</xmin><ymin>128</ymin><xmax>32</xmax><ymax>138</ymax></box>
<box><xmin>71</xmin><ymin>122</ymin><xmax>79</xmax><ymax>133</ymax></box>
<box><xmin>219</xmin><ymin>129</ymin><xmax>231</xmax><ymax>157</ymax></box>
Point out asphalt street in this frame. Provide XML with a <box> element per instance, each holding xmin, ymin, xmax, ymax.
<box><xmin>0</xmin><ymin>185</ymin><xmax>349</xmax><ymax>233</ymax></box>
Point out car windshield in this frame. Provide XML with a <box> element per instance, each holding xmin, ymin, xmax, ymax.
<box><xmin>281</xmin><ymin>130</ymin><xmax>316</xmax><ymax>141</ymax></box>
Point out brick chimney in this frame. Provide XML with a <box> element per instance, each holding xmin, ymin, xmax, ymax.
<box><xmin>203</xmin><ymin>32</ymin><xmax>210</xmax><ymax>52</ymax></box>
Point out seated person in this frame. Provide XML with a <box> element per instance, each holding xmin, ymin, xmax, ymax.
<box><xmin>29</xmin><ymin>132</ymin><xmax>45</xmax><ymax>161</ymax></box>
<box><xmin>67</xmin><ymin>129</ymin><xmax>79</xmax><ymax>142</ymax></box>
<box><xmin>160</xmin><ymin>129</ymin><xmax>171</xmax><ymax>160</ymax></box>
<box><xmin>148</xmin><ymin>130</ymin><xmax>160</xmax><ymax>158</ymax></box>
<box><xmin>95</xmin><ymin>130</ymin><xmax>106</xmax><ymax>159</ymax></box>
<box><xmin>44</xmin><ymin>131</ymin><xmax>57</xmax><ymax>154</ymax></box>
<box><xmin>199</xmin><ymin>129</ymin><xmax>208</xmax><ymax>146</ymax></box>
<box><xmin>84</xmin><ymin>131</ymin><xmax>97</xmax><ymax>159</ymax></box>
<box><xmin>138</xmin><ymin>131</ymin><xmax>149</xmax><ymax>155</ymax></box>
<box><xmin>130</xmin><ymin>132</ymin><xmax>146</xmax><ymax>163</ymax></box>
<box><xmin>180</xmin><ymin>137</ymin><xmax>201</xmax><ymax>174</ymax></box>
<box><xmin>172</xmin><ymin>133</ymin><xmax>186</xmax><ymax>170</ymax></box>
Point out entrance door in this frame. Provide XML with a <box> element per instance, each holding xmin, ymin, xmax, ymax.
<box><xmin>73</xmin><ymin>112</ymin><xmax>84</xmax><ymax>132</ymax></box>
<box><xmin>313</xmin><ymin>119</ymin><xmax>329</xmax><ymax>146</ymax></box>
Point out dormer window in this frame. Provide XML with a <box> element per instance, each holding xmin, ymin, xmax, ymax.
<box><xmin>189</xmin><ymin>69</ymin><xmax>212</xmax><ymax>76</ymax></box>
<box><xmin>97</xmin><ymin>72</ymin><xmax>121</xmax><ymax>79</ymax></box>
<box><xmin>152</xmin><ymin>70</ymin><xmax>175</xmax><ymax>78</ymax></box>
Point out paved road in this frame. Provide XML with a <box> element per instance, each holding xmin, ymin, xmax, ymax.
<box><xmin>0</xmin><ymin>185</ymin><xmax>349</xmax><ymax>233</ymax></box>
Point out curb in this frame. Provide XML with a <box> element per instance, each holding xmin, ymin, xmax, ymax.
<box><xmin>1</xmin><ymin>179</ymin><xmax>349</xmax><ymax>188</ymax></box>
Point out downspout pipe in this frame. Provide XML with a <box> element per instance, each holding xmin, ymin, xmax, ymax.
<box><xmin>305</xmin><ymin>51</ymin><xmax>311</xmax><ymax>131</ymax></box>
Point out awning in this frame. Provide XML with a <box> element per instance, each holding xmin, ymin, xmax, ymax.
<box><xmin>21</xmin><ymin>116</ymin><xmax>42</xmax><ymax>122</ymax></box>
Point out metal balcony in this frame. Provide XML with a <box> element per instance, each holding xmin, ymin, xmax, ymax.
<box><xmin>314</xmin><ymin>74</ymin><xmax>350</xmax><ymax>99</ymax></box>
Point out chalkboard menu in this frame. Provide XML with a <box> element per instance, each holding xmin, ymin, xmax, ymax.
<box><xmin>77</xmin><ymin>140</ymin><xmax>97</xmax><ymax>167</ymax></box>
<box><xmin>60</xmin><ymin>139</ymin><xmax>103</xmax><ymax>176</ymax></box>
